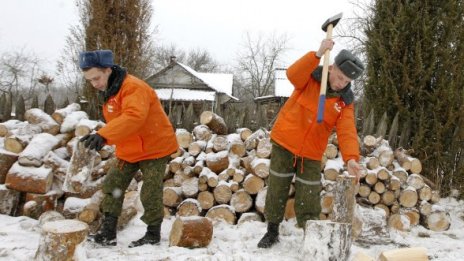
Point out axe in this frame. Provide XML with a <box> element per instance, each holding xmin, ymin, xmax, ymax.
<box><xmin>316</xmin><ymin>12</ymin><xmax>343</xmax><ymax>123</ymax></box>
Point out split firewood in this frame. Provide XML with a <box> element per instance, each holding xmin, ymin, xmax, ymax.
<box><xmin>63</xmin><ymin>141</ymin><xmax>99</xmax><ymax>194</ymax></box>
<box><xmin>200</xmin><ymin>111</ymin><xmax>227</xmax><ymax>135</ymax></box>
<box><xmin>176</xmin><ymin>199</ymin><xmax>201</xmax><ymax>217</ymax></box>
<box><xmin>352</xmin><ymin>252</ymin><xmax>375</xmax><ymax>261</ymax></box>
<box><xmin>332</xmin><ymin>176</ymin><xmax>356</xmax><ymax>223</ymax></box>
<box><xmin>169</xmin><ymin>216</ymin><xmax>213</xmax><ymax>248</ymax></box>
<box><xmin>320</xmin><ymin>191</ymin><xmax>334</xmax><ymax>214</ymax></box>
<box><xmin>51</xmin><ymin>103</ymin><xmax>81</xmax><ymax>124</ymax></box>
<box><xmin>205</xmin><ymin>204</ymin><xmax>236</xmax><ymax>224</ymax></box>
<box><xmin>176</xmin><ymin>128</ymin><xmax>193</xmax><ymax>149</ymax></box>
<box><xmin>378</xmin><ymin>247</ymin><xmax>428</xmax><ymax>261</ymax></box>
<box><xmin>302</xmin><ymin>220</ymin><xmax>352</xmax><ymax>261</ymax></box>
<box><xmin>0</xmin><ymin>187</ymin><xmax>20</xmax><ymax>215</ymax></box>
<box><xmin>18</xmin><ymin>133</ymin><xmax>60</xmax><ymax>167</ymax></box>
<box><xmin>0</xmin><ymin>151</ymin><xmax>18</xmax><ymax>184</ymax></box>
<box><xmin>24</xmin><ymin>108</ymin><xmax>60</xmax><ymax>135</ymax></box>
<box><xmin>78</xmin><ymin>203</ymin><xmax>100</xmax><ymax>224</ymax></box>
<box><xmin>5</xmin><ymin>162</ymin><xmax>53</xmax><ymax>194</ymax></box>
<box><xmin>35</xmin><ymin>219</ymin><xmax>89</xmax><ymax>261</ymax></box>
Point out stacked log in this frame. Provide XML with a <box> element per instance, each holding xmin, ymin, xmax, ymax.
<box><xmin>320</xmin><ymin>134</ymin><xmax>449</xmax><ymax>233</ymax></box>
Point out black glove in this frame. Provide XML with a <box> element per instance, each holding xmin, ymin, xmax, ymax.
<box><xmin>80</xmin><ymin>133</ymin><xmax>106</xmax><ymax>151</ymax></box>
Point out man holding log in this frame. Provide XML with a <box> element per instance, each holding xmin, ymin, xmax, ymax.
<box><xmin>257</xmin><ymin>38</ymin><xmax>365</xmax><ymax>248</ymax></box>
<box><xmin>78</xmin><ymin>50</ymin><xmax>178</xmax><ymax>247</ymax></box>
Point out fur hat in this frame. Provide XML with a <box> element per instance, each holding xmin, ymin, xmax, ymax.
<box><xmin>334</xmin><ymin>49</ymin><xmax>364</xmax><ymax>80</ymax></box>
<box><xmin>79</xmin><ymin>50</ymin><xmax>114</xmax><ymax>69</ymax></box>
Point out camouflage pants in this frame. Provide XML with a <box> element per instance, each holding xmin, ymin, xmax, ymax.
<box><xmin>264</xmin><ymin>140</ymin><xmax>322</xmax><ymax>228</ymax></box>
<box><xmin>100</xmin><ymin>155</ymin><xmax>170</xmax><ymax>226</ymax></box>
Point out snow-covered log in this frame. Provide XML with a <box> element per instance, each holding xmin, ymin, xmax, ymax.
<box><xmin>51</xmin><ymin>103</ymin><xmax>81</xmax><ymax>124</ymax></box>
<box><xmin>242</xmin><ymin>174</ymin><xmax>264</xmax><ymax>195</ymax></box>
<box><xmin>0</xmin><ymin>185</ymin><xmax>20</xmax><ymax>215</ymax></box>
<box><xmin>5</xmin><ymin>162</ymin><xmax>53</xmax><ymax>194</ymax></box>
<box><xmin>0</xmin><ymin>151</ymin><xmax>18</xmax><ymax>184</ymax></box>
<box><xmin>176</xmin><ymin>199</ymin><xmax>201</xmax><ymax>217</ymax></box>
<box><xmin>200</xmin><ymin>111</ymin><xmax>227</xmax><ymax>135</ymax></box>
<box><xmin>63</xmin><ymin>141</ymin><xmax>98</xmax><ymax>193</ymax></box>
<box><xmin>332</xmin><ymin>176</ymin><xmax>356</xmax><ymax>223</ymax></box>
<box><xmin>205</xmin><ymin>204</ymin><xmax>236</xmax><ymax>224</ymax></box>
<box><xmin>24</xmin><ymin>108</ymin><xmax>60</xmax><ymax>135</ymax></box>
<box><xmin>35</xmin><ymin>219</ymin><xmax>88</xmax><ymax>261</ymax></box>
<box><xmin>169</xmin><ymin>216</ymin><xmax>213</xmax><ymax>248</ymax></box>
<box><xmin>0</xmin><ymin>119</ymin><xmax>27</xmax><ymax>137</ymax></box>
<box><xmin>18</xmin><ymin>133</ymin><xmax>60</xmax><ymax>167</ymax></box>
<box><xmin>303</xmin><ymin>220</ymin><xmax>352</xmax><ymax>261</ymax></box>
<box><xmin>205</xmin><ymin>151</ymin><xmax>229</xmax><ymax>174</ymax></box>
<box><xmin>59</xmin><ymin>111</ymin><xmax>89</xmax><ymax>133</ymax></box>
<box><xmin>230</xmin><ymin>189</ymin><xmax>253</xmax><ymax>213</ymax></box>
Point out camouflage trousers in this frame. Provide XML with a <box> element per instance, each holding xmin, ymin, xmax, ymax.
<box><xmin>101</xmin><ymin>155</ymin><xmax>170</xmax><ymax>226</ymax></box>
<box><xmin>264</xmin><ymin>140</ymin><xmax>322</xmax><ymax>228</ymax></box>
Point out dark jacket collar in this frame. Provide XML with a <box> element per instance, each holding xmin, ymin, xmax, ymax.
<box><xmin>101</xmin><ymin>65</ymin><xmax>127</xmax><ymax>102</ymax></box>
<box><xmin>311</xmin><ymin>66</ymin><xmax>354</xmax><ymax>105</ymax></box>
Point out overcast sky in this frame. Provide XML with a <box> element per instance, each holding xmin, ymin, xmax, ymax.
<box><xmin>0</xmin><ymin>0</ymin><xmax>367</xmax><ymax>73</ymax></box>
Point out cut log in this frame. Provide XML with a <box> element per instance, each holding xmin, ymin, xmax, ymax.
<box><xmin>242</xmin><ymin>174</ymin><xmax>264</xmax><ymax>195</ymax></box>
<box><xmin>78</xmin><ymin>203</ymin><xmax>100</xmax><ymax>224</ymax></box>
<box><xmin>399</xmin><ymin>186</ymin><xmax>418</xmax><ymax>208</ymax></box>
<box><xmin>401</xmin><ymin>208</ymin><xmax>420</xmax><ymax>226</ymax></box>
<box><xmin>407</xmin><ymin>174</ymin><xmax>425</xmax><ymax>190</ymax></box>
<box><xmin>388</xmin><ymin>213</ymin><xmax>410</xmax><ymax>231</ymax></box>
<box><xmin>325</xmin><ymin>143</ymin><xmax>338</xmax><ymax>159</ymax></box>
<box><xmin>188</xmin><ymin>140</ymin><xmax>207</xmax><ymax>157</ymax></box>
<box><xmin>205</xmin><ymin>151</ymin><xmax>229</xmax><ymax>174</ymax></box>
<box><xmin>418</xmin><ymin>185</ymin><xmax>432</xmax><ymax>201</ymax></box>
<box><xmin>163</xmin><ymin>187</ymin><xmax>183</xmax><ymax>207</ymax></box>
<box><xmin>354</xmin><ymin>205</ymin><xmax>390</xmax><ymax>244</ymax></box>
<box><xmin>366</xmin><ymin>157</ymin><xmax>380</xmax><ymax>170</ymax></box>
<box><xmin>374</xmin><ymin>203</ymin><xmax>390</xmax><ymax>217</ymax></box>
<box><xmin>4</xmin><ymin>134</ymin><xmax>30</xmax><ymax>153</ymax></box>
<box><xmin>373</xmin><ymin>181</ymin><xmax>386</xmax><ymax>194</ymax></box>
<box><xmin>25</xmin><ymin>108</ymin><xmax>60</xmax><ymax>135</ymax></box>
<box><xmin>181</xmin><ymin>177</ymin><xmax>199</xmax><ymax>198</ymax></box>
<box><xmin>244</xmin><ymin>129</ymin><xmax>268</xmax><ymax>151</ymax></box>
<box><xmin>169</xmin><ymin>156</ymin><xmax>184</xmax><ymax>173</ymax></box>
<box><xmin>284</xmin><ymin>198</ymin><xmax>296</xmax><ymax>220</ymax></box>
<box><xmin>378</xmin><ymin>247</ymin><xmax>429</xmax><ymax>261</ymax></box>
<box><xmin>169</xmin><ymin>216</ymin><xmax>213</xmax><ymax>248</ymax></box>
<box><xmin>177</xmin><ymin>199</ymin><xmax>201</xmax><ymax>217</ymax></box>
<box><xmin>5</xmin><ymin>163</ymin><xmax>53</xmax><ymax>194</ymax></box>
<box><xmin>0</xmin><ymin>151</ymin><xmax>18</xmax><ymax>184</ymax></box>
<box><xmin>51</xmin><ymin>103</ymin><xmax>81</xmax><ymax>124</ymax></box>
<box><xmin>60</xmin><ymin>111</ymin><xmax>89</xmax><ymax>133</ymax></box>
<box><xmin>423</xmin><ymin>209</ymin><xmax>451</xmax><ymax>232</ymax></box>
<box><xmin>200</xmin><ymin>111</ymin><xmax>227</xmax><ymax>135</ymax></box>
<box><xmin>236</xmin><ymin>127</ymin><xmax>252</xmax><ymax>141</ymax></box>
<box><xmin>303</xmin><ymin>220</ymin><xmax>352</xmax><ymax>261</ymax></box>
<box><xmin>332</xmin><ymin>176</ymin><xmax>356</xmax><ymax>223</ymax></box>
<box><xmin>0</xmin><ymin>119</ymin><xmax>27</xmax><ymax>137</ymax></box>
<box><xmin>176</xmin><ymin>128</ymin><xmax>193</xmax><ymax>149</ymax></box>
<box><xmin>419</xmin><ymin>201</ymin><xmax>432</xmax><ymax>216</ymax></box>
<box><xmin>35</xmin><ymin>219</ymin><xmax>89</xmax><ymax>261</ymax></box>
<box><xmin>255</xmin><ymin>186</ymin><xmax>267</xmax><ymax>214</ymax></box>
<box><xmin>192</xmin><ymin>125</ymin><xmax>212</xmax><ymax>141</ymax></box>
<box><xmin>430</xmin><ymin>190</ymin><xmax>440</xmax><ymax>204</ymax></box>
<box><xmin>320</xmin><ymin>191</ymin><xmax>334</xmax><ymax>214</ymax></box>
<box><xmin>251</xmin><ymin>158</ymin><xmax>270</xmax><ymax>179</ymax></box>
<box><xmin>205</xmin><ymin>204</ymin><xmax>236</xmax><ymax>224</ymax></box>
<box><xmin>229</xmin><ymin>136</ymin><xmax>246</xmax><ymax>157</ymax></box>
<box><xmin>409</xmin><ymin>157</ymin><xmax>423</xmax><ymax>174</ymax></box>
<box><xmin>237</xmin><ymin>212</ymin><xmax>262</xmax><ymax>224</ymax></box>
<box><xmin>376</xmin><ymin>167</ymin><xmax>390</xmax><ymax>181</ymax></box>
<box><xmin>357</xmin><ymin>184</ymin><xmax>371</xmax><ymax>198</ymax></box>
<box><xmin>197</xmin><ymin>191</ymin><xmax>215</xmax><ymax>210</ymax></box>
<box><xmin>74</xmin><ymin>119</ymin><xmax>104</xmax><ymax>137</ymax></box>
<box><xmin>364</xmin><ymin>170</ymin><xmax>378</xmax><ymax>186</ymax></box>
<box><xmin>381</xmin><ymin>190</ymin><xmax>396</xmax><ymax>206</ymax></box>
<box><xmin>394</xmin><ymin>148</ymin><xmax>413</xmax><ymax>171</ymax></box>
<box><xmin>377</xmin><ymin>147</ymin><xmax>394</xmax><ymax>167</ymax></box>
<box><xmin>213</xmin><ymin>181</ymin><xmax>232</xmax><ymax>204</ymax></box>
<box><xmin>368</xmin><ymin>191</ymin><xmax>381</xmax><ymax>205</ymax></box>
<box><xmin>387</xmin><ymin>176</ymin><xmax>401</xmax><ymax>191</ymax></box>
<box><xmin>230</xmin><ymin>189</ymin><xmax>253</xmax><ymax>213</ymax></box>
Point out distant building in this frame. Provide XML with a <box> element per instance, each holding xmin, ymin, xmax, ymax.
<box><xmin>145</xmin><ymin>57</ymin><xmax>238</xmax><ymax>116</ymax></box>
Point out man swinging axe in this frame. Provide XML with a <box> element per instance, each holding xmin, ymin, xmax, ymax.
<box><xmin>257</xmin><ymin>13</ymin><xmax>365</xmax><ymax>248</ymax></box>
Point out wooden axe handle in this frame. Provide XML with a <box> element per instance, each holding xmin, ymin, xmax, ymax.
<box><xmin>316</xmin><ymin>23</ymin><xmax>334</xmax><ymax>123</ymax></box>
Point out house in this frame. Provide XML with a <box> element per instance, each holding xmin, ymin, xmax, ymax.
<box><xmin>254</xmin><ymin>68</ymin><xmax>294</xmax><ymax>126</ymax></box>
<box><xmin>145</xmin><ymin>57</ymin><xmax>238</xmax><ymax>116</ymax></box>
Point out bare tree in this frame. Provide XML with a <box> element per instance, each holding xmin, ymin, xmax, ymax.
<box><xmin>235</xmin><ymin>32</ymin><xmax>289</xmax><ymax>99</ymax></box>
<box><xmin>186</xmin><ymin>48</ymin><xmax>219</xmax><ymax>72</ymax></box>
<box><xmin>151</xmin><ymin>43</ymin><xmax>187</xmax><ymax>72</ymax></box>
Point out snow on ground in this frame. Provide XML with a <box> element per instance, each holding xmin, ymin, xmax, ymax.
<box><xmin>0</xmin><ymin>197</ymin><xmax>463</xmax><ymax>261</ymax></box>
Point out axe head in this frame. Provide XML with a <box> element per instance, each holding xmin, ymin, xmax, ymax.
<box><xmin>321</xmin><ymin>12</ymin><xmax>343</xmax><ymax>32</ymax></box>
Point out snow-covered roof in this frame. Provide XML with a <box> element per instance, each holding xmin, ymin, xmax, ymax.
<box><xmin>177</xmin><ymin>62</ymin><xmax>234</xmax><ymax>96</ymax></box>
<box><xmin>155</xmin><ymin>88</ymin><xmax>216</xmax><ymax>101</ymax></box>
<box><xmin>274</xmin><ymin>68</ymin><xmax>294</xmax><ymax>97</ymax></box>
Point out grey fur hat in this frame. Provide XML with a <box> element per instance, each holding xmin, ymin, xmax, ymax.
<box><xmin>79</xmin><ymin>50</ymin><xmax>114</xmax><ymax>69</ymax></box>
<box><xmin>334</xmin><ymin>49</ymin><xmax>364</xmax><ymax>80</ymax></box>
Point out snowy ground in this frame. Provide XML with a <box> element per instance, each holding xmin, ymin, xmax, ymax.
<box><xmin>0</xmin><ymin>197</ymin><xmax>463</xmax><ymax>261</ymax></box>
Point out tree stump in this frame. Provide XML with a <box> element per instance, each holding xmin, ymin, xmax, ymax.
<box><xmin>35</xmin><ymin>219</ymin><xmax>89</xmax><ymax>261</ymax></box>
<box><xmin>169</xmin><ymin>216</ymin><xmax>213</xmax><ymax>248</ymax></box>
<box><xmin>303</xmin><ymin>220</ymin><xmax>352</xmax><ymax>261</ymax></box>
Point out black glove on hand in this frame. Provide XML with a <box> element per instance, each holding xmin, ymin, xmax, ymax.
<box><xmin>80</xmin><ymin>133</ymin><xmax>106</xmax><ymax>151</ymax></box>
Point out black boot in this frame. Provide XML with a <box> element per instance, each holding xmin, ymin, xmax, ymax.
<box><xmin>257</xmin><ymin>222</ymin><xmax>279</xmax><ymax>248</ymax></box>
<box><xmin>128</xmin><ymin>224</ymin><xmax>161</xmax><ymax>248</ymax></box>
<box><xmin>94</xmin><ymin>214</ymin><xmax>118</xmax><ymax>246</ymax></box>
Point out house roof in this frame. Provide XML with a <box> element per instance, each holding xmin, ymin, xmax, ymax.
<box><xmin>176</xmin><ymin>62</ymin><xmax>236</xmax><ymax>98</ymax></box>
<box><xmin>155</xmin><ymin>88</ymin><xmax>216</xmax><ymax>101</ymax></box>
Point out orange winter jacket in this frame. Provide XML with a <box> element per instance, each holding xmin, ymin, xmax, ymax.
<box><xmin>270</xmin><ymin>51</ymin><xmax>360</xmax><ymax>163</ymax></box>
<box><xmin>97</xmin><ymin>74</ymin><xmax>178</xmax><ymax>163</ymax></box>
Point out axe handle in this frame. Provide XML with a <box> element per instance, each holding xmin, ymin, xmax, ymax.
<box><xmin>316</xmin><ymin>24</ymin><xmax>334</xmax><ymax>123</ymax></box>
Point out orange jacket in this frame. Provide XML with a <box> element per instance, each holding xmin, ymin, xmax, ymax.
<box><xmin>270</xmin><ymin>51</ymin><xmax>360</xmax><ymax>163</ymax></box>
<box><xmin>97</xmin><ymin>74</ymin><xmax>178</xmax><ymax>163</ymax></box>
